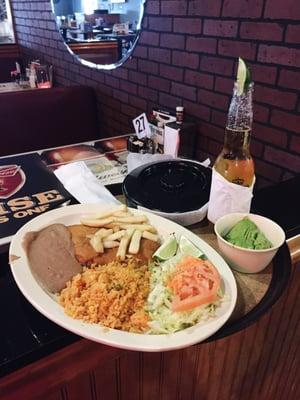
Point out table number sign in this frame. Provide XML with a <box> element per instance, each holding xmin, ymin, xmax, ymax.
<box><xmin>132</xmin><ymin>113</ymin><xmax>151</xmax><ymax>139</ymax></box>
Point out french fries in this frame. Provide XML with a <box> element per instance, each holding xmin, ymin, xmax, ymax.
<box><xmin>106</xmin><ymin>230</ymin><xmax>126</xmax><ymax>241</ymax></box>
<box><xmin>103</xmin><ymin>240</ymin><xmax>120</xmax><ymax>249</ymax></box>
<box><xmin>93</xmin><ymin>204</ymin><xmax>127</xmax><ymax>219</ymax></box>
<box><xmin>80</xmin><ymin>217</ymin><xmax>114</xmax><ymax>227</ymax></box>
<box><xmin>95</xmin><ymin>228</ymin><xmax>113</xmax><ymax>238</ymax></box>
<box><xmin>108</xmin><ymin>223</ymin><xmax>157</xmax><ymax>233</ymax></box>
<box><xmin>82</xmin><ymin>205</ymin><xmax>160</xmax><ymax>258</ymax></box>
<box><xmin>117</xmin><ymin>229</ymin><xmax>134</xmax><ymax>261</ymax></box>
<box><xmin>90</xmin><ymin>235</ymin><xmax>104</xmax><ymax>253</ymax></box>
<box><xmin>128</xmin><ymin>230</ymin><xmax>142</xmax><ymax>255</ymax></box>
<box><xmin>112</xmin><ymin>211</ymin><xmax>133</xmax><ymax>217</ymax></box>
<box><xmin>142</xmin><ymin>231</ymin><xmax>160</xmax><ymax>242</ymax></box>
<box><xmin>112</xmin><ymin>215</ymin><xmax>148</xmax><ymax>224</ymax></box>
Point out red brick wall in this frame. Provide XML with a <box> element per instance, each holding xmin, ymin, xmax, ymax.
<box><xmin>10</xmin><ymin>0</ymin><xmax>300</xmax><ymax>187</ymax></box>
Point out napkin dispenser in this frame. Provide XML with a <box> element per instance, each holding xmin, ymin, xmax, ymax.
<box><xmin>149</xmin><ymin>108</ymin><xmax>176</xmax><ymax>153</ymax></box>
<box><xmin>164</xmin><ymin>121</ymin><xmax>197</xmax><ymax>159</ymax></box>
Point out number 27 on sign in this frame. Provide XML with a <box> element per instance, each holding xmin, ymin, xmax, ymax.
<box><xmin>132</xmin><ymin>113</ymin><xmax>151</xmax><ymax>139</ymax></box>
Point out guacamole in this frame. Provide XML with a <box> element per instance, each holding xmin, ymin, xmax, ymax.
<box><xmin>223</xmin><ymin>217</ymin><xmax>273</xmax><ymax>250</ymax></box>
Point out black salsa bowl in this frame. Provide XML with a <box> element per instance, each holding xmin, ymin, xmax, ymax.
<box><xmin>122</xmin><ymin>160</ymin><xmax>212</xmax><ymax>214</ymax></box>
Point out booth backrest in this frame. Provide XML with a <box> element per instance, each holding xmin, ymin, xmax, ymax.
<box><xmin>0</xmin><ymin>86</ymin><xmax>100</xmax><ymax>156</ymax></box>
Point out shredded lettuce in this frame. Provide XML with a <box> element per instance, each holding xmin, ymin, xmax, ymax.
<box><xmin>146</xmin><ymin>252</ymin><xmax>223</xmax><ymax>334</ymax></box>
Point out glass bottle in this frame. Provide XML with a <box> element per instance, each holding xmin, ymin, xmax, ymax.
<box><xmin>176</xmin><ymin>106</ymin><xmax>184</xmax><ymax>125</ymax></box>
<box><xmin>214</xmin><ymin>82</ymin><xmax>255</xmax><ymax>187</ymax></box>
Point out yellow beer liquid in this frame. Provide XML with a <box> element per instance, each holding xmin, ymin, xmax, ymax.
<box><xmin>214</xmin><ymin>127</ymin><xmax>255</xmax><ymax>187</ymax></box>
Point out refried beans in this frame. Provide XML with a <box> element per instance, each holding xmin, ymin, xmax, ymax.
<box><xmin>23</xmin><ymin>224</ymin><xmax>82</xmax><ymax>293</ymax></box>
<box><xmin>59</xmin><ymin>259</ymin><xmax>151</xmax><ymax>333</ymax></box>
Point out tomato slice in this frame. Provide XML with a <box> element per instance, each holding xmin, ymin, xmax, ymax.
<box><xmin>168</xmin><ymin>256</ymin><xmax>221</xmax><ymax>312</ymax></box>
<box><xmin>172</xmin><ymin>292</ymin><xmax>218</xmax><ymax>313</ymax></box>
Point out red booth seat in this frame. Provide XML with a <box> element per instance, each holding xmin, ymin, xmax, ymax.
<box><xmin>0</xmin><ymin>86</ymin><xmax>100</xmax><ymax>156</ymax></box>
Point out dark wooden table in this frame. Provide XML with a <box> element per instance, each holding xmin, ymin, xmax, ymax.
<box><xmin>0</xmin><ymin>144</ymin><xmax>299</xmax><ymax>400</ymax></box>
<box><xmin>0</xmin><ymin>149</ymin><xmax>298</xmax><ymax>400</ymax></box>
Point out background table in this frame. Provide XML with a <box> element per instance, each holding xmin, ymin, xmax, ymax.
<box><xmin>0</xmin><ymin>82</ymin><xmax>36</xmax><ymax>93</ymax></box>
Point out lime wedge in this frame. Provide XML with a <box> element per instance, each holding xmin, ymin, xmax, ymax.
<box><xmin>153</xmin><ymin>235</ymin><xmax>178</xmax><ymax>261</ymax></box>
<box><xmin>237</xmin><ymin>57</ymin><xmax>251</xmax><ymax>95</ymax></box>
<box><xmin>179</xmin><ymin>235</ymin><xmax>203</xmax><ymax>258</ymax></box>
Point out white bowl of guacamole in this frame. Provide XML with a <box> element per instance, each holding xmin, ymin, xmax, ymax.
<box><xmin>214</xmin><ymin>213</ymin><xmax>286</xmax><ymax>273</ymax></box>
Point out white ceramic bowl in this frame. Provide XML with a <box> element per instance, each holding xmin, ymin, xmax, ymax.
<box><xmin>214</xmin><ymin>213</ymin><xmax>286</xmax><ymax>273</ymax></box>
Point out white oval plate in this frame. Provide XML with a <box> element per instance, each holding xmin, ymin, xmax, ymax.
<box><xmin>9</xmin><ymin>204</ymin><xmax>237</xmax><ymax>352</ymax></box>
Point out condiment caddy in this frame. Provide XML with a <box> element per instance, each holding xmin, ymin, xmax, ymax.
<box><xmin>129</xmin><ymin>106</ymin><xmax>196</xmax><ymax>159</ymax></box>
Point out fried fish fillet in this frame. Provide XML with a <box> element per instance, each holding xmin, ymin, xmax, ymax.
<box><xmin>67</xmin><ymin>225</ymin><xmax>159</xmax><ymax>265</ymax></box>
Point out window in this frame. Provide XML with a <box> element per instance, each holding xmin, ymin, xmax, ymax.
<box><xmin>82</xmin><ymin>0</ymin><xmax>98</xmax><ymax>15</ymax></box>
<box><xmin>0</xmin><ymin>0</ymin><xmax>15</xmax><ymax>44</ymax></box>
